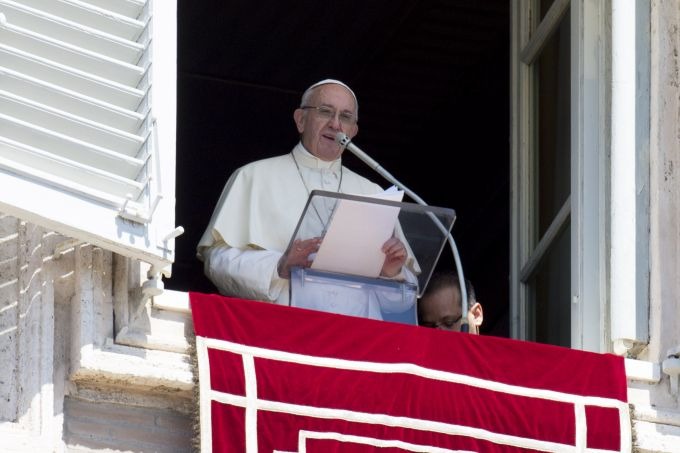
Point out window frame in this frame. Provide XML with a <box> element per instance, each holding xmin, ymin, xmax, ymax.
<box><xmin>510</xmin><ymin>0</ymin><xmax>609</xmax><ymax>351</ymax></box>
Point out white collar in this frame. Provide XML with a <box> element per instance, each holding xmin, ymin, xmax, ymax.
<box><xmin>292</xmin><ymin>142</ymin><xmax>342</xmax><ymax>171</ymax></box>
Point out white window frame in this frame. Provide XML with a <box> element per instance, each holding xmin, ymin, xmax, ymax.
<box><xmin>570</xmin><ymin>0</ymin><xmax>608</xmax><ymax>352</ymax></box>
<box><xmin>609</xmin><ymin>0</ymin><xmax>650</xmax><ymax>355</ymax></box>
<box><xmin>510</xmin><ymin>0</ymin><xmax>610</xmax><ymax>351</ymax></box>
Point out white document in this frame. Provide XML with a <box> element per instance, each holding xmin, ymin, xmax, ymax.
<box><xmin>311</xmin><ymin>186</ymin><xmax>404</xmax><ymax>277</ymax></box>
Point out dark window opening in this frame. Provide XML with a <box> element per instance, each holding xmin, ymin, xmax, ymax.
<box><xmin>171</xmin><ymin>0</ymin><xmax>510</xmax><ymax>337</ymax></box>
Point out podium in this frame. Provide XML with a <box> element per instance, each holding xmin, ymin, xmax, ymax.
<box><xmin>286</xmin><ymin>190</ymin><xmax>456</xmax><ymax>325</ymax></box>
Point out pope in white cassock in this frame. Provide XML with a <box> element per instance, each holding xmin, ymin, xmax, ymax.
<box><xmin>196</xmin><ymin>79</ymin><xmax>417</xmax><ymax>319</ymax></box>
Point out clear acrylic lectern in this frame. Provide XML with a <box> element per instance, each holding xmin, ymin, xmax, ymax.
<box><xmin>285</xmin><ymin>190</ymin><xmax>456</xmax><ymax>325</ymax></box>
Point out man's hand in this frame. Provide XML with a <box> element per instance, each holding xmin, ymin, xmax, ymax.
<box><xmin>380</xmin><ymin>237</ymin><xmax>407</xmax><ymax>278</ymax></box>
<box><xmin>277</xmin><ymin>238</ymin><xmax>322</xmax><ymax>279</ymax></box>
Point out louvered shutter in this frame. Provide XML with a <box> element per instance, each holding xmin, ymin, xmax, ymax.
<box><xmin>0</xmin><ymin>0</ymin><xmax>179</xmax><ymax>270</ymax></box>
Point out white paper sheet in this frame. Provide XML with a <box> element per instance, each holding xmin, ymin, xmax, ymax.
<box><xmin>311</xmin><ymin>187</ymin><xmax>404</xmax><ymax>277</ymax></box>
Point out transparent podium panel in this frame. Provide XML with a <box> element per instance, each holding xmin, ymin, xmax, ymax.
<box><xmin>284</xmin><ymin>190</ymin><xmax>456</xmax><ymax>323</ymax></box>
<box><xmin>290</xmin><ymin>267</ymin><xmax>418</xmax><ymax>325</ymax></box>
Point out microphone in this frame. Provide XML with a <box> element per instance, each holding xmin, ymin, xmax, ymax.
<box><xmin>336</xmin><ymin>132</ymin><xmax>416</xmax><ymax>202</ymax></box>
<box><xmin>336</xmin><ymin>133</ymin><xmax>383</xmax><ymax>173</ymax></box>
<box><xmin>335</xmin><ymin>132</ymin><xmax>470</xmax><ymax>332</ymax></box>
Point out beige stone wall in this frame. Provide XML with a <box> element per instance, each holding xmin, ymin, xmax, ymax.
<box><xmin>0</xmin><ymin>213</ymin><xmax>193</xmax><ymax>452</ymax></box>
<box><xmin>630</xmin><ymin>1</ymin><xmax>680</xmax><ymax>451</ymax></box>
<box><xmin>63</xmin><ymin>398</ymin><xmax>192</xmax><ymax>453</ymax></box>
<box><xmin>648</xmin><ymin>0</ymin><xmax>680</xmax><ymax>366</ymax></box>
<box><xmin>0</xmin><ymin>215</ymin><xmax>61</xmax><ymax>442</ymax></box>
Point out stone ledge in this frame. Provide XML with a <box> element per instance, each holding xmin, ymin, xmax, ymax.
<box><xmin>626</xmin><ymin>358</ymin><xmax>661</xmax><ymax>384</ymax></box>
<box><xmin>71</xmin><ymin>340</ymin><xmax>193</xmax><ymax>400</ymax></box>
<box><xmin>115</xmin><ymin>289</ymin><xmax>193</xmax><ymax>354</ymax></box>
<box><xmin>632</xmin><ymin>418</ymin><xmax>680</xmax><ymax>453</ymax></box>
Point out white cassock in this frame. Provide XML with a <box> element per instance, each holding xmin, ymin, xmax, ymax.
<box><xmin>197</xmin><ymin>142</ymin><xmax>417</xmax><ymax>319</ymax></box>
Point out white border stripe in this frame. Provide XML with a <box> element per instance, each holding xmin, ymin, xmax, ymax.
<box><xmin>197</xmin><ymin>334</ymin><xmax>631</xmax><ymax>452</ymax></box>
<box><xmin>575</xmin><ymin>403</ymin><xmax>586</xmax><ymax>451</ymax></box>
<box><xmin>203</xmin><ymin>337</ymin><xmax>628</xmax><ymax>410</ymax></box>
<box><xmin>299</xmin><ymin>430</ymin><xmax>474</xmax><ymax>453</ymax></box>
<box><xmin>196</xmin><ymin>336</ymin><xmax>213</xmax><ymax>453</ymax></box>
<box><xmin>619</xmin><ymin>403</ymin><xmax>632</xmax><ymax>453</ymax></box>
<box><xmin>243</xmin><ymin>354</ymin><xmax>258</xmax><ymax>453</ymax></box>
<box><xmin>212</xmin><ymin>389</ymin><xmax>578</xmax><ymax>453</ymax></box>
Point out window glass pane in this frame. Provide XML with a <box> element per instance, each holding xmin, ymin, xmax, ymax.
<box><xmin>537</xmin><ymin>8</ymin><xmax>570</xmax><ymax>237</ymax></box>
<box><xmin>531</xmin><ymin>224</ymin><xmax>571</xmax><ymax>347</ymax></box>
<box><xmin>540</xmin><ymin>0</ymin><xmax>556</xmax><ymax>20</ymax></box>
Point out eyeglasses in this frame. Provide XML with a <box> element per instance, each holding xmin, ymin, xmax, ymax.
<box><xmin>419</xmin><ymin>314</ymin><xmax>463</xmax><ymax>331</ymax></box>
<box><xmin>301</xmin><ymin>105</ymin><xmax>357</xmax><ymax>125</ymax></box>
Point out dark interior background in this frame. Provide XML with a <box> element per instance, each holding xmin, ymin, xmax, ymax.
<box><xmin>169</xmin><ymin>0</ymin><xmax>511</xmax><ymax>337</ymax></box>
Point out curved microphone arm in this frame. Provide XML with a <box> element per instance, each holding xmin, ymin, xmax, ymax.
<box><xmin>336</xmin><ymin>133</ymin><xmax>469</xmax><ymax>331</ymax></box>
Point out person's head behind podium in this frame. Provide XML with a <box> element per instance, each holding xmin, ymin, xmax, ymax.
<box><xmin>293</xmin><ymin>79</ymin><xmax>359</xmax><ymax>162</ymax></box>
<box><xmin>418</xmin><ymin>272</ymin><xmax>483</xmax><ymax>334</ymax></box>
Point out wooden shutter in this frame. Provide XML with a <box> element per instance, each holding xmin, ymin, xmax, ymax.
<box><xmin>0</xmin><ymin>0</ymin><xmax>179</xmax><ymax>270</ymax></box>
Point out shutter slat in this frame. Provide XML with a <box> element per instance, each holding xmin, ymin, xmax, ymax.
<box><xmin>0</xmin><ymin>137</ymin><xmax>144</xmax><ymax>198</ymax></box>
<box><xmin>0</xmin><ymin>0</ymin><xmax>144</xmax><ymax>63</ymax></box>
<box><xmin>0</xmin><ymin>21</ymin><xmax>145</xmax><ymax>86</ymax></box>
<box><xmin>80</xmin><ymin>0</ymin><xmax>146</xmax><ymax>19</ymax></box>
<box><xmin>0</xmin><ymin>113</ymin><xmax>145</xmax><ymax>177</ymax></box>
<box><xmin>0</xmin><ymin>89</ymin><xmax>145</xmax><ymax>154</ymax></box>
<box><xmin>0</xmin><ymin>68</ymin><xmax>144</xmax><ymax>133</ymax></box>
<box><xmin>18</xmin><ymin>0</ymin><xmax>147</xmax><ymax>41</ymax></box>
<box><xmin>0</xmin><ymin>45</ymin><xmax>144</xmax><ymax>109</ymax></box>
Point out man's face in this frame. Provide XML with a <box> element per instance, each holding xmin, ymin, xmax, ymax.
<box><xmin>418</xmin><ymin>286</ymin><xmax>464</xmax><ymax>332</ymax></box>
<box><xmin>294</xmin><ymin>84</ymin><xmax>359</xmax><ymax>161</ymax></box>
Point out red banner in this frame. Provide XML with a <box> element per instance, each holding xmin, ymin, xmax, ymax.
<box><xmin>190</xmin><ymin>292</ymin><xmax>630</xmax><ymax>452</ymax></box>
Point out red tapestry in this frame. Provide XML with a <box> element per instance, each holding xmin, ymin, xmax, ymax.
<box><xmin>190</xmin><ymin>292</ymin><xmax>630</xmax><ymax>452</ymax></box>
